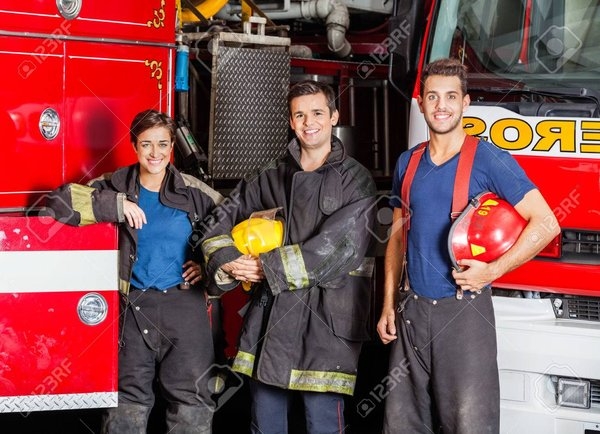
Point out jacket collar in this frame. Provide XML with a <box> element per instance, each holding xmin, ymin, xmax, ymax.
<box><xmin>110</xmin><ymin>163</ymin><xmax>190</xmax><ymax>208</ymax></box>
<box><xmin>287</xmin><ymin>136</ymin><xmax>346</xmax><ymax>170</ymax></box>
<box><xmin>110</xmin><ymin>164</ymin><xmax>139</xmax><ymax>196</ymax></box>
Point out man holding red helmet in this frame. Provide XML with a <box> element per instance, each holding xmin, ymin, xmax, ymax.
<box><xmin>377</xmin><ymin>58</ymin><xmax>559</xmax><ymax>433</ymax></box>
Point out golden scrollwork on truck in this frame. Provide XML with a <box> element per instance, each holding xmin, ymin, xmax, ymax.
<box><xmin>144</xmin><ymin>59</ymin><xmax>164</xmax><ymax>90</ymax></box>
<box><xmin>147</xmin><ymin>0</ymin><xmax>166</xmax><ymax>28</ymax></box>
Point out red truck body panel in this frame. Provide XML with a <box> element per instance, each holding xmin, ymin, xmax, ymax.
<box><xmin>0</xmin><ymin>217</ymin><xmax>119</xmax><ymax>411</ymax></box>
<box><xmin>0</xmin><ymin>0</ymin><xmax>175</xmax><ymax>412</ymax></box>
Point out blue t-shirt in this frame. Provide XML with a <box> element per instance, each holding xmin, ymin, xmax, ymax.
<box><xmin>130</xmin><ymin>186</ymin><xmax>192</xmax><ymax>291</ymax></box>
<box><xmin>390</xmin><ymin>140</ymin><xmax>536</xmax><ymax>299</ymax></box>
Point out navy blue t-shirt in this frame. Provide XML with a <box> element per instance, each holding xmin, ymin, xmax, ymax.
<box><xmin>130</xmin><ymin>186</ymin><xmax>192</xmax><ymax>291</ymax></box>
<box><xmin>390</xmin><ymin>139</ymin><xmax>536</xmax><ymax>299</ymax></box>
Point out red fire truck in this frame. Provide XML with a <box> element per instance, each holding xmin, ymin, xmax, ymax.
<box><xmin>0</xmin><ymin>0</ymin><xmax>174</xmax><ymax>414</ymax></box>
<box><xmin>387</xmin><ymin>0</ymin><xmax>600</xmax><ymax>432</ymax></box>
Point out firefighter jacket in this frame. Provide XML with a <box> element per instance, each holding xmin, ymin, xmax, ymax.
<box><xmin>201</xmin><ymin>137</ymin><xmax>377</xmax><ymax>395</ymax></box>
<box><xmin>47</xmin><ymin>163</ymin><xmax>223</xmax><ymax>295</ymax></box>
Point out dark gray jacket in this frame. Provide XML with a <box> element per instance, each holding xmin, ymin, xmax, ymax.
<box><xmin>201</xmin><ymin>137</ymin><xmax>377</xmax><ymax>395</ymax></box>
<box><xmin>48</xmin><ymin>163</ymin><xmax>223</xmax><ymax>295</ymax></box>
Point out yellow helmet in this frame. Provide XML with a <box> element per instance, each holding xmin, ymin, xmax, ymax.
<box><xmin>231</xmin><ymin>211</ymin><xmax>284</xmax><ymax>256</ymax></box>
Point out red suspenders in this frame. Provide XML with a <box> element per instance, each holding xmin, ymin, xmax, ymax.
<box><xmin>397</xmin><ymin>134</ymin><xmax>479</xmax><ymax>296</ymax></box>
<box><xmin>401</xmin><ymin>134</ymin><xmax>479</xmax><ymax>224</ymax></box>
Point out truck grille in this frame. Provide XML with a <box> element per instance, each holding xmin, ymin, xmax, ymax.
<box><xmin>562</xmin><ymin>230</ymin><xmax>600</xmax><ymax>257</ymax></box>
<box><xmin>562</xmin><ymin>297</ymin><xmax>600</xmax><ymax>321</ymax></box>
<box><xmin>592</xmin><ymin>381</ymin><xmax>600</xmax><ymax>407</ymax></box>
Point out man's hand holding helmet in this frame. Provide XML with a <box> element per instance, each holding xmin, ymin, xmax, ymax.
<box><xmin>448</xmin><ymin>191</ymin><xmax>527</xmax><ymax>292</ymax></box>
<box><xmin>222</xmin><ymin>208</ymin><xmax>284</xmax><ymax>290</ymax></box>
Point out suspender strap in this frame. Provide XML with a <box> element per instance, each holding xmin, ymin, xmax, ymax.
<box><xmin>400</xmin><ymin>142</ymin><xmax>427</xmax><ymax>231</ymax></box>
<box><xmin>399</xmin><ymin>134</ymin><xmax>479</xmax><ymax>298</ymax></box>
<box><xmin>396</xmin><ymin>141</ymin><xmax>426</xmax><ymax>292</ymax></box>
<box><xmin>450</xmin><ymin>134</ymin><xmax>479</xmax><ymax>220</ymax></box>
<box><xmin>400</xmin><ymin>135</ymin><xmax>480</xmax><ymax>226</ymax></box>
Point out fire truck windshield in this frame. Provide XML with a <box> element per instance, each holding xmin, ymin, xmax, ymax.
<box><xmin>429</xmin><ymin>0</ymin><xmax>600</xmax><ymax>89</ymax></box>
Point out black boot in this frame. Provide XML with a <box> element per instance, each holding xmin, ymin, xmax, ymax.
<box><xmin>166</xmin><ymin>404</ymin><xmax>213</xmax><ymax>434</ymax></box>
<box><xmin>100</xmin><ymin>402</ymin><xmax>151</xmax><ymax>434</ymax></box>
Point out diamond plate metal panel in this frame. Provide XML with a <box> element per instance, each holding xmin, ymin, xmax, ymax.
<box><xmin>0</xmin><ymin>392</ymin><xmax>117</xmax><ymax>413</ymax></box>
<box><xmin>209</xmin><ymin>45</ymin><xmax>290</xmax><ymax>179</ymax></box>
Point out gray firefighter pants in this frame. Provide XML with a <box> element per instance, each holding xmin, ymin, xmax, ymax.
<box><xmin>102</xmin><ymin>286</ymin><xmax>215</xmax><ymax>433</ymax></box>
<box><xmin>383</xmin><ymin>289</ymin><xmax>500</xmax><ymax>434</ymax></box>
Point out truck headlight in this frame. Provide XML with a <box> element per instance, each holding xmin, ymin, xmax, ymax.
<box><xmin>77</xmin><ymin>293</ymin><xmax>108</xmax><ymax>325</ymax></box>
<box><xmin>557</xmin><ymin>378</ymin><xmax>590</xmax><ymax>409</ymax></box>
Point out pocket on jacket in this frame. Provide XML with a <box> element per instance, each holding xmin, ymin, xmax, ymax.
<box><xmin>331</xmin><ymin>312</ymin><xmax>370</xmax><ymax>342</ymax></box>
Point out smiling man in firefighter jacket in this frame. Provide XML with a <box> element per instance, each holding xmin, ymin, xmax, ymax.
<box><xmin>201</xmin><ymin>81</ymin><xmax>377</xmax><ymax>433</ymax></box>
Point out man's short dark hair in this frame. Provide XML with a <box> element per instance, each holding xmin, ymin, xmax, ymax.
<box><xmin>288</xmin><ymin>80</ymin><xmax>337</xmax><ymax>115</ymax></box>
<box><xmin>130</xmin><ymin>109</ymin><xmax>176</xmax><ymax>145</ymax></box>
<box><xmin>420</xmin><ymin>58</ymin><xmax>468</xmax><ymax>96</ymax></box>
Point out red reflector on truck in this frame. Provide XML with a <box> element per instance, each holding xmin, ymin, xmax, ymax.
<box><xmin>537</xmin><ymin>234</ymin><xmax>561</xmax><ymax>258</ymax></box>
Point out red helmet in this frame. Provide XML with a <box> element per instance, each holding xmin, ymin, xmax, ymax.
<box><xmin>448</xmin><ymin>191</ymin><xmax>527</xmax><ymax>269</ymax></box>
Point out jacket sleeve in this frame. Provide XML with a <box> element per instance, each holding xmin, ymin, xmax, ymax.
<box><xmin>260</xmin><ymin>192</ymin><xmax>376</xmax><ymax>295</ymax></box>
<box><xmin>183</xmin><ymin>183</ymin><xmax>228</xmax><ymax>297</ymax></box>
<box><xmin>201</xmin><ymin>160</ymin><xmax>377</xmax><ymax>295</ymax></box>
<box><xmin>46</xmin><ymin>179</ymin><xmax>126</xmax><ymax>226</ymax></box>
<box><xmin>200</xmin><ymin>178</ymin><xmax>263</xmax><ymax>290</ymax></box>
